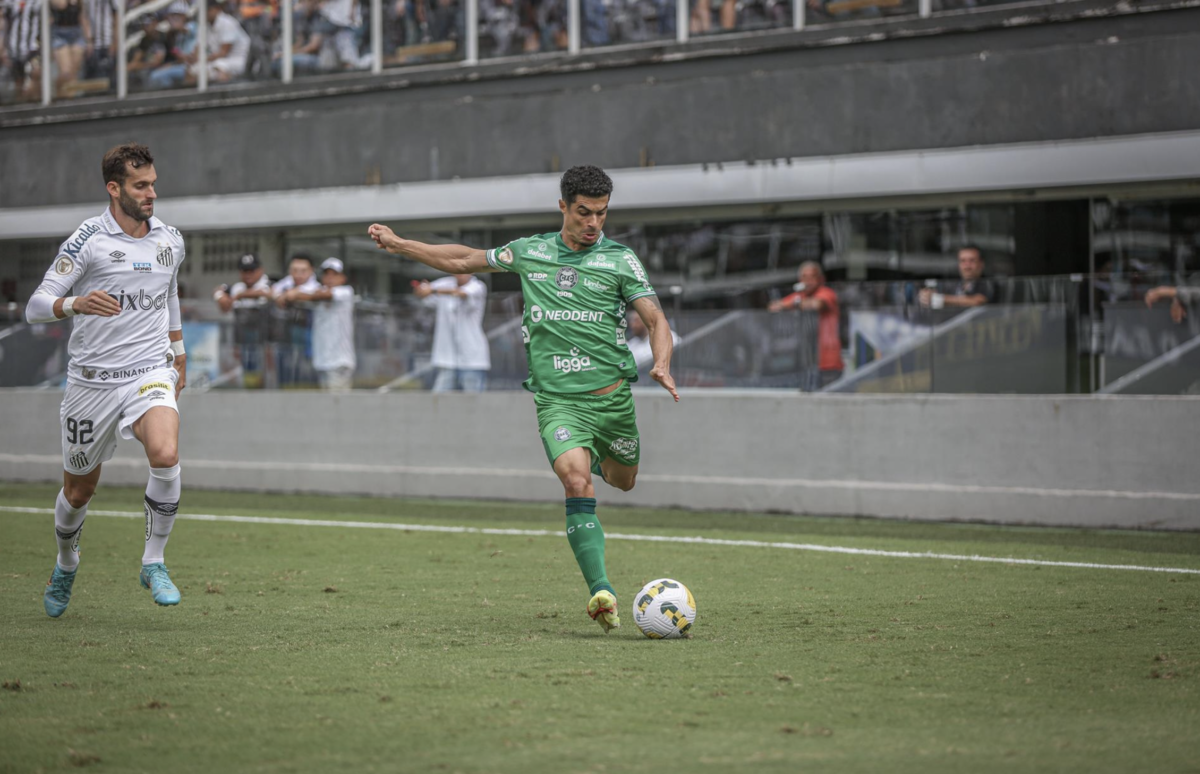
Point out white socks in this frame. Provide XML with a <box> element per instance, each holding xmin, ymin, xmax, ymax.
<box><xmin>142</xmin><ymin>464</ymin><xmax>181</xmax><ymax>565</ymax></box>
<box><xmin>54</xmin><ymin>488</ymin><xmax>87</xmax><ymax>571</ymax></box>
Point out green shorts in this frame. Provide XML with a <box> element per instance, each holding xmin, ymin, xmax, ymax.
<box><xmin>535</xmin><ymin>381</ymin><xmax>641</xmax><ymax>468</ymax></box>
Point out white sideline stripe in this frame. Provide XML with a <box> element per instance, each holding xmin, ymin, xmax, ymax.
<box><xmin>3</xmin><ymin>453</ymin><xmax>1198</xmax><ymax>502</ymax></box>
<box><xmin>3</xmin><ymin>506</ymin><xmax>1198</xmax><ymax>575</ymax></box>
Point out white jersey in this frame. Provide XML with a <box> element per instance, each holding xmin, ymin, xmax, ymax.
<box><xmin>230</xmin><ymin>274</ymin><xmax>272</xmax><ymax>308</ymax></box>
<box><xmin>32</xmin><ymin>207</ymin><xmax>185</xmax><ymax>389</ymax></box>
<box><xmin>271</xmin><ymin>275</ymin><xmax>322</xmax><ymax>296</ymax></box>
<box><xmin>208</xmin><ymin>11</ymin><xmax>250</xmax><ymax>72</ymax></box>
<box><xmin>426</xmin><ymin>276</ymin><xmax>491</xmax><ymax>370</ymax></box>
<box><xmin>312</xmin><ymin>285</ymin><xmax>356</xmax><ymax>371</ymax></box>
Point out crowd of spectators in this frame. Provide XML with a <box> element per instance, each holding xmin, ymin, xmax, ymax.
<box><xmin>213</xmin><ymin>253</ymin><xmax>358</xmax><ymax>390</ymax></box>
<box><xmin>2</xmin><ymin>0</ymin><xmax>917</xmax><ymax>103</ymax></box>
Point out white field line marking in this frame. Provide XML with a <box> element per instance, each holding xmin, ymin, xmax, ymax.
<box><xmin>3</xmin><ymin>506</ymin><xmax>1199</xmax><ymax>575</ymax></box>
<box><xmin>3</xmin><ymin>454</ymin><xmax>1199</xmax><ymax>501</ymax></box>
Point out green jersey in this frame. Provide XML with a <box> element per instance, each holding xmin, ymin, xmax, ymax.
<box><xmin>486</xmin><ymin>232</ymin><xmax>656</xmax><ymax>393</ymax></box>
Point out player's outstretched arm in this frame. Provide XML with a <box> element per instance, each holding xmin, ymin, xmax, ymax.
<box><xmin>632</xmin><ymin>295</ymin><xmax>680</xmax><ymax>402</ymax></box>
<box><xmin>368</xmin><ymin>224</ymin><xmax>494</xmax><ymax>274</ymax></box>
<box><xmin>26</xmin><ymin>289</ymin><xmax>121</xmax><ymax>323</ymax></box>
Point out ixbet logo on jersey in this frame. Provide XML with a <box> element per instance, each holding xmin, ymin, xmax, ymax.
<box><xmin>156</xmin><ymin>243</ymin><xmax>174</xmax><ymax>268</ymax></box>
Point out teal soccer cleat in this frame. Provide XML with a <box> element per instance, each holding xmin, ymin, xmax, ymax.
<box><xmin>139</xmin><ymin>563</ymin><xmax>181</xmax><ymax>606</ymax></box>
<box><xmin>44</xmin><ymin>565</ymin><xmax>78</xmax><ymax>618</ymax></box>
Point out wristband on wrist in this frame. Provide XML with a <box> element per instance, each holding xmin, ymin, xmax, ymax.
<box><xmin>62</xmin><ymin>296</ymin><xmax>79</xmax><ymax>317</ymax></box>
<box><xmin>169</xmin><ymin>340</ymin><xmax>186</xmax><ymax>358</ymax></box>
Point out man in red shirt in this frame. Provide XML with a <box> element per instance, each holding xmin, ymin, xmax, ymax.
<box><xmin>769</xmin><ymin>261</ymin><xmax>844</xmax><ymax>390</ymax></box>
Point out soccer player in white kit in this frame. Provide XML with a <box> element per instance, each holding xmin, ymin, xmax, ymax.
<box><xmin>25</xmin><ymin>144</ymin><xmax>189</xmax><ymax>617</ymax></box>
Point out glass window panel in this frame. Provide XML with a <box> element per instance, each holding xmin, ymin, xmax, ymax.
<box><xmin>1094</xmin><ymin>198</ymin><xmax>1200</xmax><ymax>299</ymax></box>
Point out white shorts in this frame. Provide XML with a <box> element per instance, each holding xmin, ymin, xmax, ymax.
<box><xmin>60</xmin><ymin>366</ymin><xmax>179</xmax><ymax>475</ymax></box>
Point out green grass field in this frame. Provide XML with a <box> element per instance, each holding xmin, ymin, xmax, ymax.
<box><xmin>2</xmin><ymin>481</ymin><xmax>1198</xmax><ymax>773</ymax></box>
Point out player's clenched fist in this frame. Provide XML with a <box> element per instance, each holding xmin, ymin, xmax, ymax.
<box><xmin>73</xmin><ymin>290</ymin><xmax>121</xmax><ymax>317</ymax></box>
<box><xmin>368</xmin><ymin>224</ymin><xmax>401</xmax><ymax>253</ymax></box>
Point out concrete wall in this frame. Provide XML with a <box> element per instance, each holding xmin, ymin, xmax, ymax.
<box><xmin>2</xmin><ymin>389</ymin><xmax>1197</xmax><ymax>530</ymax></box>
<box><xmin>3</xmin><ymin>8</ymin><xmax>1200</xmax><ymax>207</ymax></box>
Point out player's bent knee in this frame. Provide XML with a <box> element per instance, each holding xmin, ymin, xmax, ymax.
<box><xmin>146</xmin><ymin>443</ymin><xmax>179</xmax><ymax>469</ymax></box>
<box><xmin>609</xmin><ymin>472</ymin><xmax>637</xmax><ymax>492</ymax></box>
<box><xmin>562</xmin><ymin>472</ymin><xmax>592</xmax><ymax>498</ymax></box>
<box><xmin>64</xmin><ymin>480</ymin><xmax>97</xmax><ymax>509</ymax></box>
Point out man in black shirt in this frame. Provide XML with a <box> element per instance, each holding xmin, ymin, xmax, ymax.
<box><xmin>920</xmin><ymin>244</ymin><xmax>996</xmax><ymax>309</ymax></box>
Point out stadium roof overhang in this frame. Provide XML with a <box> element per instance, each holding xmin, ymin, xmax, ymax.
<box><xmin>2</xmin><ymin>130</ymin><xmax>1199</xmax><ymax>240</ymax></box>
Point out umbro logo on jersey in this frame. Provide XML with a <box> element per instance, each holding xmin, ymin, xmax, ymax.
<box><xmin>109</xmin><ymin>251</ymin><xmax>126</xmax><ymax>262</ymax></box>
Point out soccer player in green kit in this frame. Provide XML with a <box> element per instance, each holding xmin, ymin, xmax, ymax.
<box><xmin>368</xmin><ymin>166</ymin><xmax>679</xmax><ymax>633</ymax></box>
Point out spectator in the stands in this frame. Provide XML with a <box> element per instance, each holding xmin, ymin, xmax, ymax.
<box><xmin>146</xmin><ymin>1</ymin><xmax>195</xmax><ymax>90</ymax></box>
<box><xmin>424</xmin><ymin>0</ymin><xmax>461</xmax><ymax>46</ymax></box>
<box><xmin>214</xmin><ymin>253</ymin><xmax>274</xmax><ymax>388</ymax></box>
<box><xmin>84</xmin><ymin>0</ymin><xmax>117</xmax><ymax>81</ymax></box>
<box><xmin>126</xmin><ymin>12</ymin><xmax>166</xmax><ymax>90</ymax></box>
<box><xmin>273</xmin><ymin>0</ymin><xmax>327</xmax><ymax>76</ymax></box>
<box><xmin>1145</xmin><ymin>282</ymin><xmax>1200</xmax><ymax>325</ymax></box>
<box><xmin>2</xmin><ymin>0</ymin><xmax>44</xmax><ymax>103</ymax></box>
<box><xmin>769</xmin><ymin>261</ymin><xmax>844</xmax><ymax>390</ymax></box>
<box><xmin>919</xmin><ymin>244</ymin><xmax>996</xmax><ymax>309</ymax></box>
<box><xmin>690</xmin><ymin>0</ymin><xmax>736</xmax><ymax>33</ymax></box>
<box><xmin>50</xmin><ymin>0</ymin><xmax>88</xmax><ymax>97</ymax></box>
<box><xmin>319</xmin><ymin>0</ymin><xmax>370</xmax><ymax>69</ymax></box>
<box><xmin>186</xmin><ymin>1</ymin><xmax>250</xmax><ymax>84</ymax></box>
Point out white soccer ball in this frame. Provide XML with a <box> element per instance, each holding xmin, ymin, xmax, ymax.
<box><xmin>632</xmin><ymin>578</ymin><xmax>696</xmax><ymax>639</ymax></box>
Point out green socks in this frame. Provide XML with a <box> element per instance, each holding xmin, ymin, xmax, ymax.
<box><xmin>565</xmin><ymin>497</ymin><xmax>613</xmax><ymax>596</ymax></box>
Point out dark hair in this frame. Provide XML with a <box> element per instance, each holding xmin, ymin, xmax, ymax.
<box><xmin>102</xmin><ymin>144</ymin><xmax>154</xmax><ymax>186</ymax></box>
<box><xmin>560</xmin><ymin>165</ymin><xmax>613</xmax><ymax>205</ymax></box>
<box><xmin>958</xmin><ymin>244</ymin><xmax>983</xmax><ymax>260</ymax></box>
<box><xmin>289</xmin><ymin>254</ymin><xmax>315</xmax><ymax>268</ymax></box>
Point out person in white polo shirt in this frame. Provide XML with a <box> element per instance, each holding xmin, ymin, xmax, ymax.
<box><xmin>414</xmin><ymin>273</ymin><xmax>491</xmax><ymax>392</ymax></box>
<box><xmin>272</xmin><ymin>254</ymin><xmax>321</xmax><ymax>386</ymax></box>
<box><xmin>187</xmin><ymin>2</ymin><xmax>249</xmax><ymax>84</ymax></box>
<box><xmin>24</xmin><ymin>143</ymin><xmax>188</xmax><ymax>617</ymax></box>
<box><xmin>285</xmin><ymin>257</ymin><xmax>356</xmax><ymax>392</ymax></box>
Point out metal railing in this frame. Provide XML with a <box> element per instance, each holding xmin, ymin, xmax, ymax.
<box><xmin>14</xmin><ymin>0</ymin><xmax>1052</xmax><ymax>108</ymax></box>
<box><xmin>5</xmin><ymin>273</ymin><xmax>1197</xmax><ymax>394</ymax></box>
